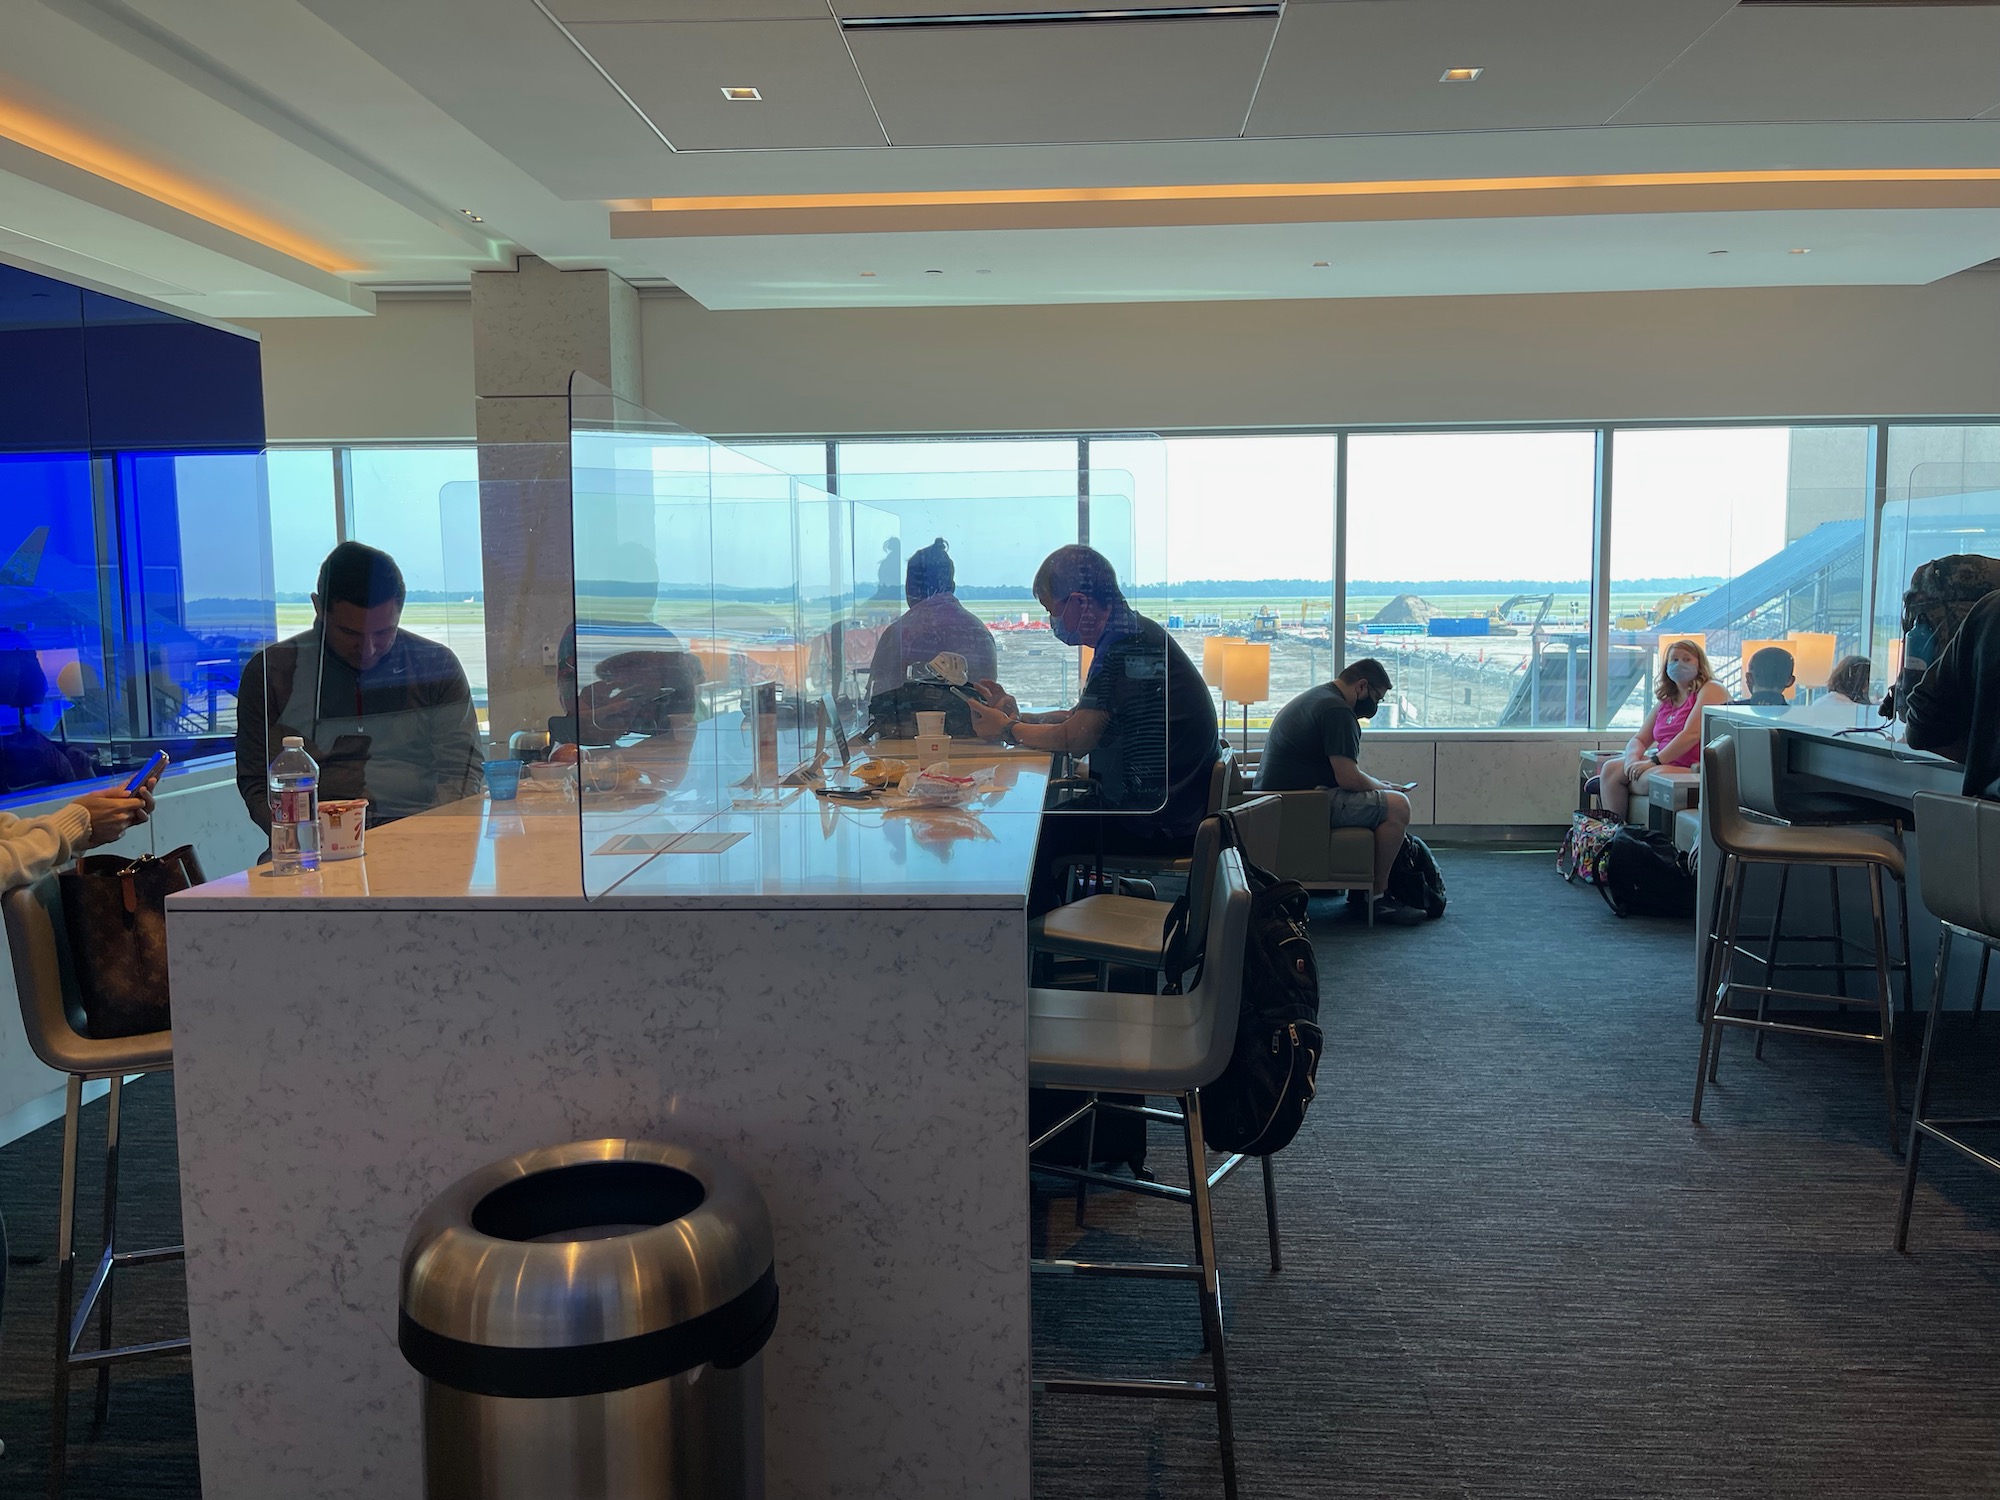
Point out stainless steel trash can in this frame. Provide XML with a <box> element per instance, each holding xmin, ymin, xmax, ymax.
<box><xmin>399</xmin><ymin>1138</ymin><xmax>778</xmax><ymax>1500</ymax></box>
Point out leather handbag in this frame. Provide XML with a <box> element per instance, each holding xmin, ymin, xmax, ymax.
<box><xmin>58</xmin><ymin>845</ymin><xmax>204</xmax><ymax>1039</ymax></box>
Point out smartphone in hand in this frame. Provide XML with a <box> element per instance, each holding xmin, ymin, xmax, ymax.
<box><xmin>125</xmin><ymin>750</ymin><xmax>169</xmax><ymax>793</ymax></box>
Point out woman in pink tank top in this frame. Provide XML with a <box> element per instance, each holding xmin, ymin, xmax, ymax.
<box><xmin>1599</xmin><ymin>638</ymin><xmax>1728</xmax><ymax>822</ymax></box>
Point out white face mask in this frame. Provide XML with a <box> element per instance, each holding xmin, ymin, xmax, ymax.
<box><xmin>1667</xmin><ymin>658</ymin><xmax>1698</xmax><ymax>686</ymax></box>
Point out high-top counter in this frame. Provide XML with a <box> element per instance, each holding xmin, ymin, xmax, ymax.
<box><xmin>167</xmin><ymin>744</ymin><xmax>1052</xmax><ymax>1500</ymax></box>
<box><xmin>1699</xmin><ymin>704</ymin><xmax>1970</xmax><ymax>1008</ymax></box>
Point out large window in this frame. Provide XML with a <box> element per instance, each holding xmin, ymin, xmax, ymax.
<box><xmin>1608</xmin><ymin>427</ymin><xmax>1871</xmax><ymax>724</ymax></box>
<box><xmin>1347</xmin><ymin>432</ymin><xmax>1598</xmax><ymax>728</ymax></box>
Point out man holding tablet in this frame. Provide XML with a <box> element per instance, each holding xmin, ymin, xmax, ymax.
<box><xmin>1255</xmin><ymin>659</ymin><xmax>1418</xmax><ymax>919</ymax></box>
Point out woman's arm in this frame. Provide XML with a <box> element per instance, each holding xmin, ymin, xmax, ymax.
<box><xmin>0</xmin><ymin>804</ymin><xmax>93</xmax><ymax>895</ymax></box>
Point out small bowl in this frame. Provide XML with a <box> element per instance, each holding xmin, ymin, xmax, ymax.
<box><xmin>526</xmin><ymin>762</ymin><xmax>574</xmax><ymax>785</ymax></box>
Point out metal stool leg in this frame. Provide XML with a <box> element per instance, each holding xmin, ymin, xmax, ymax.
<box><xmin>1829</xmin><ymin>865</ymin><xmax>1848</xmax><ymax>1002</ymax></box>
<box><xmin>1975</xmin><ymin>945</ymin><xmax>1991</xmax><ymax>1024</ymax></box>
<box><xmin>49</xmin><ymin>1075</ymin><xmax>81</xmax><ymax>1500</ymax></box>
<box><xmin>1896</xmin><ymin>932</ymin><xmax>1953</xmax><ymax>1251</ymax></box>
<box><xmin>1757</xmin><ymin>863</ymin><xmax>1792</xmax><ymax>1059</ymax></box>
<box><xmin>1180</xmin><ymin>1091</ymin><xmax>1237</xmax><ymax>1500</ymax></box>
<box><xmin>1869</xmin><ymin>865</ymin><xmax>1901</xmax><ymax>1156</ymax></box>
<box><xmin>1260</xmin><ymin>1155</ymin><xmax>1281</xmax><ymax>1274</ymax></box>
<box><xmin>1898</xmin><ymin>873</ymin><xmax>1914</xmax><ymax>1018</ymax></box>
<box><xmin>1698</xmin><ymin>851</ymin><xmax>1736</xmax><ymax>1026</ymax></box>
<box><xmin>95</xmin><ymin>1076</ymin><xmax>123</xmax><ymax>1423</ymax></box>
<box><xmin>1074</xmin><ymin>1092</ymin><xmax>1099</xmax><ymax>1228</ymax></box>
<box><xmin>1696</xmin><ymin>857</ymin><xmax>1745</xmax><ymax>1119</ymax></box>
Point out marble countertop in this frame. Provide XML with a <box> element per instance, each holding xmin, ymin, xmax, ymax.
<box><xmin>171</xmin><ymin>742</ymin><xmax>1056</xmax><ymax>912</ymax></box>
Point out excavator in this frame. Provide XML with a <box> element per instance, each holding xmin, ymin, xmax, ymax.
<box><xmin>1613</xmin><ymin>590</ymin><xmax>1708</xmax><ymax>631</ymax></box>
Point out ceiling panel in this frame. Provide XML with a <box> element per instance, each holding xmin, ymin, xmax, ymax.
<box><xmin>1615</xmin><ymin>7</ymin><xmax>2000</xmax><ymax>124</ymax></box>
<box><xmin>547</xmin><ymin>0</ymin><xmax>825</xmax><ymax>20</ymax></box>
<box><xmin>638</xmin><ymin>209</ymin><xmax>2000</xmax><ymax>311</ymax></box>
<box><xmin>569</xmin><ymin>20</ymin><xmax>887</xmax><ymax>150</ymax></box>
<box><xmin>848</xmin><ymin>16</ymin><xmax>1277</xmax><ymax>145</ymax></box>
<box><xmin>1249</xmin><ymin>0</ymin><xmax>1734</xmax><ymax>137</ymax></box>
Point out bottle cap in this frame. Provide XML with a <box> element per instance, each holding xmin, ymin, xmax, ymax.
<box><xmin>282</xmin><ymin>735</ymin><xmax>304</xmax><ymax>749</ymax></box>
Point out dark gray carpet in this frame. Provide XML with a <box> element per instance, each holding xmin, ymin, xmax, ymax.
<box><xmin>1031</xmin><ymin>848</ymin><xmax>2000</xmax><ymax>1500</ymax></box>
<box><xmin>0</xmin><ymin>1075</ymin><xmax>196</xmax><ymax>1498</ymax></box>
<box><xmin>2</xmin><ymin>850</ymin><xmax>1998</xmax><ymax>1498</ymax></box>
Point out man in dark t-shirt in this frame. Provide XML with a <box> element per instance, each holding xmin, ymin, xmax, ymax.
<box><xmin>1255</xmin><ymin>659</ymin><xmax>1416</xmax><ymax>913</ymax></box>
<box><xmin>967</xmin><ymin>545</ymin><xmax>1220</xmax><ymax>915</ymax></box>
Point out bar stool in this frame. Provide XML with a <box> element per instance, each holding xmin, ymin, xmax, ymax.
<box><xmin>1895</xmin><ymin>791</ymin><xmax>2000</xmax><ymax>1250</ymax></box>
<box><xmin>1693</xmin><ymin>737</ymin><xmax>1909</xmax><ymax>1153</ymax></box>
<box><xmin>1728</xmin><ymin>722</ymin><xmax>1913</xmax><ymax>1053</ymax></box>
<box><xmin>3</xmin><ymin>874</ymin><xmax>188</xmax><ymax>1499</ymax></box>
<box><xmin>1031</xmin><ymin>802</ymin><xmax>1286</xmax><ymax>1257</ymax></box>
<box><xmin>1029</xmin><ymin>839</ymin><xmax>1255</xmax><ymax>1499</ymax></box>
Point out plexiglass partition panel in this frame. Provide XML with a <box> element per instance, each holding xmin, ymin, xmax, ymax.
<box><xmin>1876</xmin><ymin>443</ymin><xmax>2000</xmax><ymax>775</ymax></box>
<box><xmin>569</xmin><ymin>385</ymin><xmax>1177</xmax><ymax>902</ymax></box>
<box><xmin>242</xmin><ymin>445</ymin><xmax>565</xmax><ymax>873</ymax></box>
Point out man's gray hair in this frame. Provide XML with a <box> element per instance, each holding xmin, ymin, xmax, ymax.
<box><xmin>1032</xmin><ymin>544</ymin><xmax>1125</xmax><ymax>608</ymax></box>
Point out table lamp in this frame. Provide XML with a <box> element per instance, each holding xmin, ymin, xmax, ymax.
<box><xmin>1203</xmin><ymin>635</ymin><xmax>1245</xmax><ymax>739</ymax></box>
<box><xmin>1202</xmin><ymin>636</ymin><xmax>1244</xmax><ymax>688</ymax></box>
<box><xmin>1786</xmin><ymin>631</ymin><xmax>1837</xmax><ymax>695</ymax></box>
<box><xmin>1221</xmin><ymin>642</ymin><xmax>1270</xmax><ymax>756</ymax></box>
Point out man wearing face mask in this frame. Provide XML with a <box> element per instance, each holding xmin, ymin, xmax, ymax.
<box><xmin>235</xmin><ymin>541</ymin><xmax>483</xmax><ymax>832</ymax></box>
<box><xmin>1254</xmin><ymin>659</ymin><xmax>1415</xmax><ymax>916</ymax></box>
<box><xmin>966</xmin><ymin>544</ymin><xmax>1219</xmax><ymax>915</ymax></box>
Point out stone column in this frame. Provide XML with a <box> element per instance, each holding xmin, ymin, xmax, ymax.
<box><xmin>469</xmin><ymin>255</ymin><xmax>641</xmax><ymax>748</ymax></box>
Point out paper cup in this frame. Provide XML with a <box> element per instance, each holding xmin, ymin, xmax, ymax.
<box><xmin>914</xmin><ymin>711</ymin><xmax>948</xmax><ymax>738</ymax></box>
<box><xmin>318</xmin><ymin>799</ymin><xmax>368</xmax><ymax>861</ymax></box>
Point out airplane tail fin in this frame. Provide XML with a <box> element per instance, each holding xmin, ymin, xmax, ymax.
<box><xmin>0</xmin><ymin>526</ymin><xmax>48</xmax><ymax>588</ymax></box>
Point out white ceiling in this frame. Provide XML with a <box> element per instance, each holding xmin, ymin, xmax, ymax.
<box><xmin>0</xmin><ymin>0</ymin><xmax>1999</xmax><ymax>315</ymax></box>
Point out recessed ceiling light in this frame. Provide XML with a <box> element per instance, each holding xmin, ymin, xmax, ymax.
<box><xmin>1312</xmin><ymin>260</ymin><xmax>1330</xmax><ymax>268</ymax></box>
<box><xmin>1709</xmin><ymin>249</ymin><xmax>1730</xmax><ymax>256</ymax></box>
<box><xmin>720</xmin><ymin>86</ymin><xmax>762</xmax><ymax>101</ymax></box>
<box><xmin>925</xmin><ymin>268</ymin><xmax>944</xmax><ymax>275</ymax></box>
<box><xmin>459</xmin><ymin>209</ymin><xmax>483</xmax><ymax>222</ymax></box>
<box><xmin>1439</xmin><ymin>67</ymin><xmax>1482</xmax><ymax>83</ymax></box>
<box><xmin>1790</xmin><ymin>247</ymin><xmax>1812</xmax><ymax>254</ymax></box>
<box><xmin>859</xmin><ymin>271</ymin><xmax>877</xmax><ymax>277</ymax></box>
<box><xmin>975</xmin><ymin>268</ymin><xmax>992</xmax><ymax>275</ymax></box>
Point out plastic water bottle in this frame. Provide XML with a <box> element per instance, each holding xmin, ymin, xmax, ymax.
<box><xmin>268</xmin><ymin>736</ymin><xmax>320</xmax><ymax>874</ymax></box>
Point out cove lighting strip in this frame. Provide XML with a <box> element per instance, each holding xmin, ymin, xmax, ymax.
<box><xmin>627</xmin><ymin>167</ymin><xmax>2000</xmax><ymax>218</ymax></box>
<box><xmin>840</xmin><ymin>5</ymin><xmax>1278</xmax><ymax>28</ymax></box>
<box><xmin>0</xmin><ymin>99</ymin><xmax>355</xmax><ymax>274</ymax></box>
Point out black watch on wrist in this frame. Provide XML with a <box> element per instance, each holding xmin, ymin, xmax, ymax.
<box><xmin>1002</xmin><ymin>718</ymin><xmax>1022</xmax><ymax>746</ymax></box>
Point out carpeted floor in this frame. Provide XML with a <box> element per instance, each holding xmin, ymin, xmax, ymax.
<box><xmin>4</xmin><ymin>849</ymin><xmax>2000</xmax><ymax>1498</ymax></box>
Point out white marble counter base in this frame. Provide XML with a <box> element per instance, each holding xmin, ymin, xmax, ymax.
<box><xmin>170</xmin><ymin>904</ymin><xmax>1030</xmax><ymax>1500</ymax></box>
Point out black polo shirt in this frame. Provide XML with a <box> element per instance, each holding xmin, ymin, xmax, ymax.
<box><xmin>1076</xmin><ymin>609</ymin><xmax>1219</xmax><ymax>838</ymax></box>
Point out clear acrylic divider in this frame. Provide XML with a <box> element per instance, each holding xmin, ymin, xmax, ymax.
<box><xmin>566</xmin><ymin>400</ymin><xmax>1177</xmax><ymax>902</ymax></box>
<box><xmin>1878</xmin><ymin>455</ymin><xmax>2000</xmax><ymax>768</ymax></box>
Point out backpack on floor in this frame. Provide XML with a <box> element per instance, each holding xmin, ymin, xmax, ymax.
<box><xmin>1199</xmin><ymin>813</ymin><xmax>1324</xmax><ymax>1157</ymax></box>
<box><xmin>1558</xmin><ymin>812</ymin><xmax>1621</xmax><ymax>885</ymax></box>
<box><xmin>1386</xmin><ymin>834</ymin><xmax>1448</xmax><ymax>919</ymax></box>
<box><xmin>1596</xmin><ymin>827</ymin><xmax>1698</xmax><ymax>919</ymax></box>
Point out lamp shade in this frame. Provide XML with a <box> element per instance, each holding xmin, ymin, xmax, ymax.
<box><xmin>1202</xmin><ymin>636</ymin><xmax>1245</xmax><ymax>689</ymax></box>
<box><xmin>1738</xmin><ymin>638</ymin><xmax>1795</xmax><ymax>700</ymax></box>
<box><xmin>1221</xmin><ymin>641</ymin><xmax>1270</xmax><ymax>704</ymax></box>
<box><xmin>1786</xmin><ymin>631</ymin><xmax>1837</xmax><ymax>690</ymax></box>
